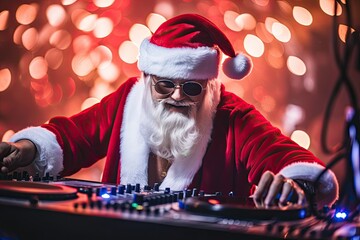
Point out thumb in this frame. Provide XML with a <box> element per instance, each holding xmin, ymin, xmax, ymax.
<box><xmin>1</xmin><ymin>150</ymin><xmax>19</xmax><ymax>173</ymax></box>
<box><xmin>0</xmin><ymin>142</ymin><xmax>13</xmax><ymax>159</ymax></box>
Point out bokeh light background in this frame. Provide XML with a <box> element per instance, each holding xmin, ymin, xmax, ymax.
<box><xmin>0</xmin><ymin>0</ymin><xmax>359</xmax><ymax>184</ymax></box>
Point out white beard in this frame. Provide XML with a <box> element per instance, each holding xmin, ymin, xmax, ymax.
<box><xmin>140</xmin><ymin>76</ymin><xmax>200</xmax><ymax>161</ymax></box>
<box><xmin>120</xmin><ymin>74</ymin><xmax>221</xmax><ymax>189</ymax></box>
<box><xmin>139</xmin><ymin>75</ymin><xmax>219</xmax><ymax>162</ymax></box>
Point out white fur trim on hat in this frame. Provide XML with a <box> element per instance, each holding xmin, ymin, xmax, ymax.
<box><xmin>279</xmin><ymin>162</ymin><xmax>339</xmax><ymax>207</ymax></box>
<box><xmin>138</xmin><ymin>38</ymin><xmax>219</xmax><ymax>80</ymax></box>
<box><xmin>9</xmin><ymin>126</ymin><xmax>64</xmax><ymax>177</ymax></box>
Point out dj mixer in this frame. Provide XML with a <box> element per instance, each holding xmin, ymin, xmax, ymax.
<box><xmin>0</xmin><ymin>172</ymin><xmax>358</xmax><ymax>240</ymax></box>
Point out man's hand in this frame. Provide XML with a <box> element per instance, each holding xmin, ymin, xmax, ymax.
<box><xmin>252</xmin><ymin>171</ymin><xmax>306</xmax><ymax>207</ymax></box>
<box><xmin>0</xmin><ymin>140</ymin><xmax>36</xmax><ymax>173</ymax></box>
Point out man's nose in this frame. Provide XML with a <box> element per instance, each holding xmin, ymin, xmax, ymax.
<box><xmin>170</xmin><ymin>85</ymin><xmax>185</xmax><ymax>101</ymax></box>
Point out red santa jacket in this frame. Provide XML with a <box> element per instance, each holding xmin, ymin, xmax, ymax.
<box><xmin>11</xmin><ymin>77</ymin><xmax>338</xmax><ymax>205</ymax></box>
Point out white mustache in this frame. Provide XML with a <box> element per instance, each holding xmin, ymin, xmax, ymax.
<box><xmin>158</xmin><ymin>99</ymin><xmax>197</xmax><ymax>107</ymax></box>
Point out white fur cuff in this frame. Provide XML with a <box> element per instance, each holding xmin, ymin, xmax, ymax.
<box><xmin>9</xmin><ymin>126</ymin><xmax>64</xmax><ymax>177</ymax></box>
<box><xmin>280</xmin><ymin>162</ymin><xmax>339</xmax><ymax>207</ymax></box>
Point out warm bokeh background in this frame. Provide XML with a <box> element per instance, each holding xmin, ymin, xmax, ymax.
<box><xmin>0</xmin><ymin>0</ymin><xmax>359</xmax><ymax>187</ymax></box>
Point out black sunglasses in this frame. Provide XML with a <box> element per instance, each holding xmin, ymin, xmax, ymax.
<box><xmin>152</xmin><ymin>79</ymin><xmax>206</xmax><ymax>97</ymax></box>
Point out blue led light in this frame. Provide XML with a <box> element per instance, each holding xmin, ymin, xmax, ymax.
<box><xmin>299</xmin><ymin>209</ymin><xmax>306</xmax><ymax>218</ymax></box>
<box><xmin>335</xmin><ymin>211</ymin><xmax>347</xmax><ymax>220</ymax></box>
<box><xmin>101</xmin><ymin>193</ymin><xmax>110</xmax><ymax>199</ymax></box>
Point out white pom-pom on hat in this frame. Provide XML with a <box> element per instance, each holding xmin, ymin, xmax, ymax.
<box><xmin>222</xmin><ymin>53</ymin><xmax>253</xmax><ymax>80</ymax></box>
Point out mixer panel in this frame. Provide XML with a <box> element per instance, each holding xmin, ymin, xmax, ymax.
<box><xmin>0</xmin><ymin>172</ymin><xmax>358</xmax><ymax>240</ymax></box>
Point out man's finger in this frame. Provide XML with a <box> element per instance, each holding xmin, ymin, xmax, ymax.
<box><xmin>264</xmin><ymin>174</ymin><xmax>284</xmax><ymax>206</ymax></box>
<box><xmin>253</xmin><ymin>171</ymin><xmax>274</xmax><ymax>207</ymax></box>
<box><xmin>293</xmin><ymin>183</ymin><xmax>307</xmax><ymax>205</ymax></box>
<box><xmin>279</xmin><ymin>179</ymin><xmax>294</xmax><ymax>204</ymax></box>
<box><xmin>255</xmin><ymin>171</ymin><xmax>274</xmax><ymax>196</ymax></box>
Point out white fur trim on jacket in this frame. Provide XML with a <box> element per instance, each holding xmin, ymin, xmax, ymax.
<box><xmin>120</xmin><ymin>80</ymin><xmax>150</xmax><ymax>186</ymax></box>
<box><xmin>9</xmin><ymin>126</ymin><xmax>64</xmax><ymax>177</ymax></box>
<box><xmin>279</xmin><ymin>162</ymin><xmax>339</xmax><ymax>206</ymax></box>
<box><xmin>138</xmin><ymin>38</ymin><xmax>219</xmax><ymax>80</ymax></box>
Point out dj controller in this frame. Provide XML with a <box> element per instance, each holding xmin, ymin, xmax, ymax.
<box><xmin>0</xmin><ymin>172</ymin><xmax>358</xmax><ymax>240</ymax></box>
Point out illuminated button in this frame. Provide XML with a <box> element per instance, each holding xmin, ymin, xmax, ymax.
<box><xmin>101</xmin><ymin>193</ymin><xmax>110</xmax><ymax>199</ymax></box>
<box><xmin>136</xmin><ymin>205</ymin><xmax>144</xmax><ymax>213</ymax></box>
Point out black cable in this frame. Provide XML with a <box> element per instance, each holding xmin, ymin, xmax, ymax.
<box><xmin>320</xmin><ymin>0</ymin><xmax>358</xmax><ymax>155</ymax></box>
<box><xmin>311</xmin><ymin>150</ymin><xmax>347</xmax><ymax>218</ymax></box>
<box><xmin>314</xmin><ymin>0</ymin><xmax>359</xmax><ymax>220</ymax></box>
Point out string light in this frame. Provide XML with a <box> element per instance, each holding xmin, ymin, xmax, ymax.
<box><xmin>0</xmin><ymin>10</ymin><xmax>9</xmax><ymax>30</ymax></box>
<box><xmin>244</xmin><ymin>34</ymin><xmax>264</xmax><ymax>57</ymax></box>
<box><xmin>293</xmin><ymin>6</ymin><xmax>313</xmax><ymax>26</ymax></box>
<box><xmin>291</xmin><ymin>130</ymin><xmax>311</xmax><ymax>149</ymax></box>
<box><xmin>287</xmin><ymin>56</ymin><xmax>307</xmax><ymax>76</ymax></box>
<box><xmin>0</xmin><ymin>68</ymin><xmax>11</xmax><ymax>92</ymax></box>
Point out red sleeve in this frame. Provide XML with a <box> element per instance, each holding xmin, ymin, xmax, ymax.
<box><xmin>222</xmin><ymin>91</ymin><xmax>324</xmax><ymax>185</ymax></box>
<box><xmin>41</xmin><ymin>77</ymin><xmax>138</xmax><ymax>176</ymax></box>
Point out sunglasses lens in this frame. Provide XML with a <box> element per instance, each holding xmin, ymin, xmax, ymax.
<box><xmin>154</xmin><ymin>79</ymin><xmax>204</xmax><ymax>96</ymax></box>
<box><xmin>183</xmin><ymin>82</ymin><xmax>203</xmax><ymax>96</ymax></box>
<box><xmin>155</xmin><ymin>81</ymin><xmax>175</xmax><ymax>94</ymax></box>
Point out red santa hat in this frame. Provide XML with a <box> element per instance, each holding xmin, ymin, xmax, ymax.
<box><xmin>138</xmin><ymin>13</ymin><xmax>252</xmax><ymax>80</ymax></box>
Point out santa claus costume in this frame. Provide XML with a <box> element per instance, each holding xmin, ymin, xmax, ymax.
<box><xmin>10</xmin><ymin>14</ymin><xmax>338</xmax><ymax>207</ymax></box>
